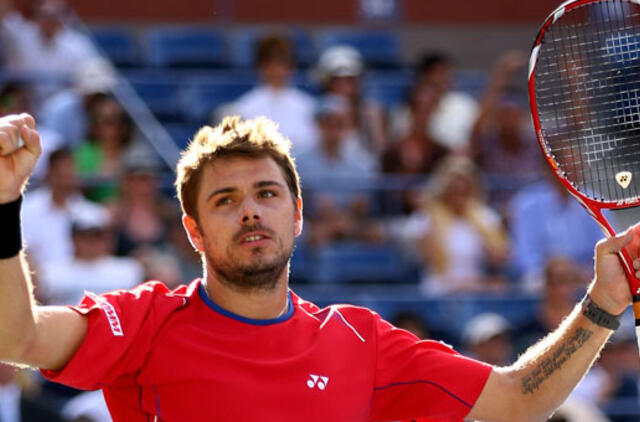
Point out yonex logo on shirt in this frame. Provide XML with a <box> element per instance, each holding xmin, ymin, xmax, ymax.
<box><xmin>307</xmin><ymin>374</ymin><xmax>329</xmax><ymax>390</ymax></box>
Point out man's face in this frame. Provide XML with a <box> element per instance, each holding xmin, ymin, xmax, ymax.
<box><xmin>184</xmin><ymin>156</ymin><xmax>302</xmax><ymax>292</ymax></box>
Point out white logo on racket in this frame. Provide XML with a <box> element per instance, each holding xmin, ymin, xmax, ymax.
<box><xmin>616</xmin><ymin>171</ymin><xmax>632</xmax><ymax>189</ymax></box>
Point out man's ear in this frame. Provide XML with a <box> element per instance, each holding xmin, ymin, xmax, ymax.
<box><xmin>182</xmin><ymin>214</ymin><xmax>205</xmax><ymax>252</ymax></box>
<box><xmin>294</xmin><ymin>197</ymin><xmax>303</xmax><ymax>237</ymax></box>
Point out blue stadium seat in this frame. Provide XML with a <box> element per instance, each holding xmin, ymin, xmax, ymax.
<box><xmin>312</xmin><ymin>242</ymin><xmax>415</xmax><ymax>284</ymax></box>
<box><xmin>316</xmin><ymin>30</ymin><xmax>402</xmax><ymax>68</ymax></box>
<box><xmin>145</xmin><ymin>27</ymin><xmax>228</xmax><ymax>68</ymax></box>
<box><xmin>229</xmin><ymin>28</ymin><xmax>315</xmax><ymax>69</ymax></box>
<box><xmin>363</xmin><ymin>70</ymin><xmax>412</xmax><ymax>108</ymax></box>
<box><xmin>180</xmin><ymin>73</ymin><xmax>256</xmax><ymax>123</ymax></box>
<box><xmin>127</xmin><ymin>73</ymin><xmax>181</xmax><ymax>120</ymax></box>
<box><xmin>90</xmin><ymin>27</ymin><xmax>140</xmax><ymax>67</ymax></box>
<box><xmin>163</xmin><ymin>122</ymin><xmax>201</xmax><ymax>149</ymax></box>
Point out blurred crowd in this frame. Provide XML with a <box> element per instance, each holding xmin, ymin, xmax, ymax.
<box><xmin>0</xmin><ymin>0</ymin><xmax>637</xmax><ymax>421</ymax></box>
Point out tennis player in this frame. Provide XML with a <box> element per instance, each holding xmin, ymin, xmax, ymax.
<box><xmin>0</xmin><ymin>113</ymin><xmax>638</xmax><ymax>421</ymax></box>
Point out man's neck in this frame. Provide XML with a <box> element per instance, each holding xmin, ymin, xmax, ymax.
<box><xmin>203</xmin><ymin>273</ymin><xmax>290</xmax><ymax>320</ymax></box>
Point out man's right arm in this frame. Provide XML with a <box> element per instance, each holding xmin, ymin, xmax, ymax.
<box><xmin>0</xmin><ymin>113</ymin><xmax>87</xmax><ymax>371</ymax></box>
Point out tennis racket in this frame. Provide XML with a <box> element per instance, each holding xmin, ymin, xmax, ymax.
<box><xmin>529</xmin><ymin>0</ymin><xmax>640</xmax><ymax>342</ymax></box>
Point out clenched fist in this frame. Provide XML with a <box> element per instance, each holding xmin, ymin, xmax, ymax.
<box><xmin>0</xmin><ymin>113</ymin><xmax>42</xmax><ymax>204</ymax></box>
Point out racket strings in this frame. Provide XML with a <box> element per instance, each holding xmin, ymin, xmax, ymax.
<box><xmin>535</xmin><ymin>0</ymin><xmax>640</xmax><ymax>201</ymax></box>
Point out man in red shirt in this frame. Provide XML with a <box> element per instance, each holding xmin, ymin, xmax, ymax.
<box><xmin>0</xmin><ymin>113</ymin><xmax>638</xmax><ymax>421</ymax></box>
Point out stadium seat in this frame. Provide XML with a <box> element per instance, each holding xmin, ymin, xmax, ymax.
<box><xmin>145</xmin><ymin>27</ymin><xmax>228</xmax><ymax>68</ymax></box>
<box><xmin>163</xmin><ymin>122</ymin><xmax>201</xmax><ymax>149</ymax></box>
<box><xmin>90</xmin><ymin>27</ymin><xmax>140</xmax><ymax>67</ymax></box>
<box><xmin>180</xmin><ymin>73</ymin><xmax>257</xmax><ymax>123</ymax></box>
<box><xmin>363</xmin><ymin>70</ymin><xmax>412</xmax><ymax>108</ymax></box>
<box><xmin>315</xmin><ymin>29</ymin><xmax>402</xmax><ymax>68</ymax></box>
<box><xmin>312</xmin><ymin>242</ymin><xmax>415</xmax><ymax>284</ymax></box>
<box><xmin>127</xmin><ymin>73</ymin><xmax>182</xmax><ymax>120</ymax></box>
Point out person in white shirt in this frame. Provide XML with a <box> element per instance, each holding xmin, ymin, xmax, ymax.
<box><xmin>39</xmin><ymin>205</ymin><xmax>143</xmax><ymax>305</ymax></box>
<box><xmin>0</xmin><ymin>0</ymin><xmax>99</xmax><ymax>103</ymax></box>
<box><xmin>0</xmin><ymin>363</ymin><xmax>63</xmax><ymax>422</ymax></box>
<box><xmin>22</xmin><ymin>148</ymin><xmax>106</xmax><ymax>270</ymax></box>
<box><xmin>227</xmin><ymin>34</ymin><xmax>317</xmax><ymax>156</ymax></box>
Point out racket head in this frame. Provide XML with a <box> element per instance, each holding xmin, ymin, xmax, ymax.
<box><xmin>529</xmin><ymin>0</ymin><xmax>640</xmax><ymax>213</ymax></box>
<box><xmin>529</xmin><ymin>0</ymin><xmax>640</xmax><ymax>295</ymax></box>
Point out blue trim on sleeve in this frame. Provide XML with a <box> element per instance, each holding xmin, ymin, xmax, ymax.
<box><xmin>198</xmin><ymin>283</ymin><xmax>294</xmax><ymax>325</ymax></box>
<box><xmin>374</xmin><ymin>379</ymin><xmax>473</xmax><ymax>408</ymax></box>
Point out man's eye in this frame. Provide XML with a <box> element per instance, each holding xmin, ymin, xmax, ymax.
<box><xmin>260</xmin><ymin>190</ymin><xmax>276</xmax><ymax>198</ymax></box>
<box><xmin>216</xmin><ymin>197</ymin><xmax>232</xmax><ymax>206</ymax></box>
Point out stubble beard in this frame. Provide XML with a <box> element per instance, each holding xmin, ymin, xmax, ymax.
<box><xmin>204</xmin><ymin>240</ymin><xmax>293</xmax><ymax>294</ymax></box>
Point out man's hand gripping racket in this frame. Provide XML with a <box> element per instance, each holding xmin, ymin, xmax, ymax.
<box><xmin>529</xmin><ymin>0</ymin><xmax>640</xmax><ymax>341</ymax></box>
<box><xmin>0</xmin><ymin>113</ymin><xmax>42</xmax><ymax>204</ymax></box>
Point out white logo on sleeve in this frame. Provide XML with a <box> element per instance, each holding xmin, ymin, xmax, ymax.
<box><xmin>307</xmin><ymin>374</ymin><xmax>329</xmax><ymax>390</ymax></box>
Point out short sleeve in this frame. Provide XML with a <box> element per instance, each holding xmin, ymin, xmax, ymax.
<box><xmin>41</xmin><ymin>282</ymin><xmax>186</xmax><ymax>390</ymax></box>
<box><xmin>371</xmin><ymin>316</ymin><xmax>492</xmax><ymax>421</ymax></box>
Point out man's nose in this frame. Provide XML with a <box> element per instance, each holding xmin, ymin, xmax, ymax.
<box><xmin>240</xmin><ymin>198</ymin><xmax>261</xmax><ymax>224</ymax></box>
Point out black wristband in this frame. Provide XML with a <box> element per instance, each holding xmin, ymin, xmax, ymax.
<box><xmin>0</xmin><ymin>196</ymin><xmax>23</xmax><ymax>259</ymax></box>
<box><xmin>581</xmin><ymin>294</ymin><xmax>621</xmax><ymax>330</ymax></box>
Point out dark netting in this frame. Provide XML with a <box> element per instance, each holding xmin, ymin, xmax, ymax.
<box><xmin>534</xmin><ymin>0</ymin><xmax>640</xmax><ymax>202</ymax></box>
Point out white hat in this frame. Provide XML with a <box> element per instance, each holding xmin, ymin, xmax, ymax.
<box><xmin>74</xmin><ymin>58</ymin><xmax>117</xmax><ymax>95</ymax></box>
<box><xmin>462</xmin><ymin>313</ymin><xmax>511</xmax><ymax>345</ymax></box>
<box><xmin>315</xmin><ymin>45</ymin><xmax>364</xmax><ymax>81</ymax></box>
<box><xmin>70</xmin><ymin>203</ymin><xmax>111</xmax><ymax>232</ymax></box>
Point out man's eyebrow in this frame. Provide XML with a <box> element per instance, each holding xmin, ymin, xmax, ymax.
<box><xmin>255</xmin><ymin>180</ymin><xmax>285</xmax><ymax>189</ymax></box>
<box><xmin>206</xmin><ymin>187</ymin><xmax>236</xmax><ymax>202</ymax></box>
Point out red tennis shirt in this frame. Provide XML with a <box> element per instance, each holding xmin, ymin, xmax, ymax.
<box><xmin>42</xmin><ymin>280</ymin><xmax>492</xmax><ymax>421</ymax></box>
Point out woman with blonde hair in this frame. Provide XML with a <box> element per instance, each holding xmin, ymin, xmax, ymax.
<box><xmin>418</xmin><ymin>155</ymin><xmax>509</xmax><ymax>295</ymax></box>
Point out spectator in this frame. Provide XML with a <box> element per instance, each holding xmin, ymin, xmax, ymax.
<box><xmin>226</xmin><ymin>34</ymin><xmax>317</xmax><ymax>156</ymax></box>
<box><xmin>0</xmin><ymin>363</ymin><xmax>64</xmax><ymax>422</ymax></box>
<box><xmin>73</xmin><ymin>96</ymin><xmax>134</xmax><ymax>202</ymax></box>
<box><xmin>515</xmin><ymin>256</ymin><xmax>585</xmax><ymax>354</ymax></box>
<box><xmin>462</xmin><ymin>313</ymin><xmax>513</xmax><ymax>366</ymax></box>
<box><xmin>315</xmin><ymin>45</ymin><xmax>387</xmax><ymax>156</ymax></box>
<box><xmin>469</xmin><ymin>51</ymin><xmax>542</xmax><ymax>213</ymax></box>
<box><xmin>21</xmin><ymin>148</ymin><xmax>106</xmax><ymax>271</ymax></box>
<box><xmin>110</xmin><ymin>150</ymin><xmax>173</xmax><ymax>257</ymax></box>
<box><xmin>0</xmin><ymin>81</ymin><xmax>64</xmax><ymax>180</ymax></box>
<box><xmin>391</xmin><ymin>52</ymin><xmax>478</xmax><ymax>153</ymax></box>
<box><xmin>509</xmin><ymin>172</ymin><xmax>604</xmax><ymax>290</ymax></box>
<box><xmin>38</xmin><ymin>57</ymin><xmax>117</xmax><ymax>147</ymax></box>
<box><xmin>0</xmin><ymin>0</ymin><xmax>99</xmax><ymax>103</ymax></box>
<box><xmin>39</xmin><ymin>206</ymin><xmax>143</xmax><ymax>305</ymax></box>
<box><xmin>62</xmin><ymin>390</ymin><xmax>111</xmax><ymax>422</ymax></box>
<box><xmin>416</xmin><ymin>156</ymin><xmax>510</xmax><ymax>295</ymax></box>
<box><xmin>296</xmin><ymin>95</ymin><xmax>381</xmax><ymax>247</ymax></box>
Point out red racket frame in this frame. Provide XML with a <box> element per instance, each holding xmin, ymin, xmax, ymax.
<box><xmin>528</xmin><ymin>0</ymin><xmax>640</xmax><ymax>317</ymax></box>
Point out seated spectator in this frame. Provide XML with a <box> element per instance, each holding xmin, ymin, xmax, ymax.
<box><xmin>0</xmin><ymin>80</ymin><xmax>64</xmax><ymax>180</ymax></box>
<box><xmin>73</xmin><ymin>96</ymin><xmax>134</xmax><ymax>202</ymax></box>
<box><xmin>226</xmin><ymin>34</ymin><xmax>317</xmax><ymax>156</ymax></box>
<box><xmin>0</xmin><ymin>363</ymin><xmax>64</xmax><ymax>422</ymax></box>
<box><xmin>22</xmin><ymin>148</ymin><xmax>106</xmax><ymax>271</ymax></box>
<box><xmin>509</xmin><ymin>172</ymin><xmax>604</xmax><ymax>290</ymax></box>
<box><xmin>461</xmin><ymin>313</ymin><xmax>513</xmax><ymax>366</ymax></box>
<box><xmin>315</xmin><ymin>45</ymin><xmax>387</xmax><ymax>156</ymax></box>
<box><xmin>296</xmin><ymin>95</ymin><xmax>381</xmax><ymax>247</ymax></box>
<box><xmin>110</xmin><ymin>150</ymin><xmax>174</xmax><ymax>257</ymax></box>
<box><xmin>515</xmin><ymin>256</ymin><xmax>585</xmax><ymax>354</ymax></box>
<box><xmin>416</xmin><ymin>156</ymin><xmax>510</xmax><ymax>295</ymax></box>
<box><xmin>0</xmin><ymin>0</ymin><xmax>99</xmax><ymax>103</ymax></box>
<box><xmin>39</xmin><ymin>206</ymin><xmax>143</xmax><ymax>305</ymax></box>
<box><xmin>62</xmin><ymin>390</ymin><xmax>111</xmax><ymax>422</ymax></box>
<box><xmin>390</xmin><ymin>52</ymin><xmax>478</xmax><ymax>153</ymax></box>
<box><xmin>469</xmin><ymin>51</ymin><xmax>542</xmax><ymax>213</ymax></box>
<box><xmin>38</xmin><ymin>57</ymin><xmax>116</xmax><ymax>147</ymax></box>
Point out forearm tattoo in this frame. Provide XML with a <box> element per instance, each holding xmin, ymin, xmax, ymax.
<box><xmin>520</xmin><ymin>327</ymin><xmax>593</xmax><ymax>394</ymax></box>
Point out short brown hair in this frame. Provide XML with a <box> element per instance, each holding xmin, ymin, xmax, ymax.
<box><xmin>175</xmin><ymin>116</ymin><xmax>301</xmax><ymax>220</ymax></box>
<box><xmin>255</xmin><ymin>34</ymin><xmax>292</xmax><ymax>66</ymax></box>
